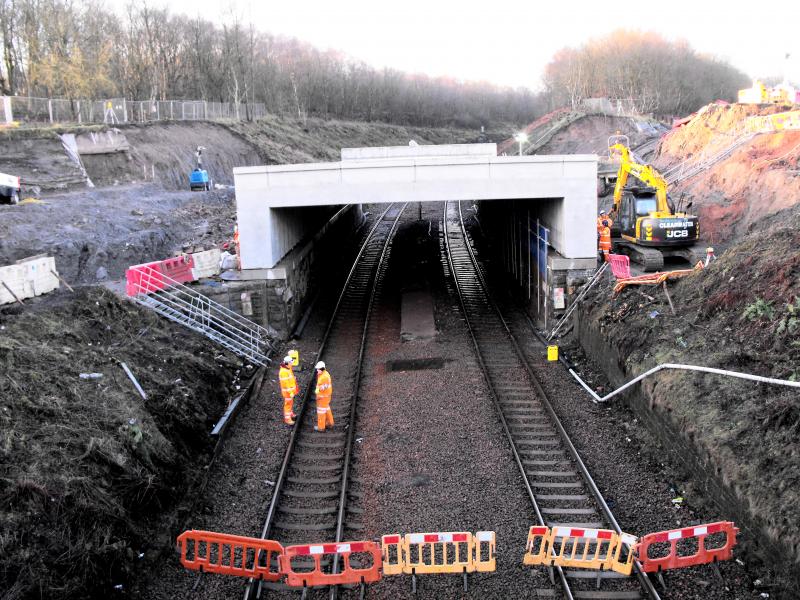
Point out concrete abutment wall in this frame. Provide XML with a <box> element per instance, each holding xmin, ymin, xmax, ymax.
<box><xmin>199</xmin><ymin>204</ymin><xmax>364</xmax><ymax>340</ymax></box>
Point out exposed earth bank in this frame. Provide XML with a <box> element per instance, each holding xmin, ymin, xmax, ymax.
<box><xmin>576</xmin><ymin>203</ymin><xmax>800</xmax><ymax>595</ymax></box>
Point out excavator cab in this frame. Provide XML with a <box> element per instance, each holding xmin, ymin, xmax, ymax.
<box><xmin>608</xmin><ymin>143</ymin><xmax>701</xmax><ymax>271</ymax></box>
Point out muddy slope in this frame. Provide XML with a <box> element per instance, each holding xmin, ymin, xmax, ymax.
<box><xmin>0</xmin><ymin>287</ymin><xmax>243</xmax><ymax>599</ymax></box>
<box><xmin>225</xmin><ymin>114</ymin><xmax>499</xmax><ymax>164</ymax></box>
<box><xmin>0</xmin><ymin>134</ymin><xmax>88</xmax><ymax>190</ymax></box>
<box><xmin>0</xmin><ymin>186</ymin><xmax>236</xmax><ymax>284</ymax></box>
<box><xmin>82</xmin><ymin>121</ymin><xmax>262</xmax><ymax>189</ymax></box>
<box><xmin>579</xmin><ymin>204</ymin><xmax>800</xmax><ymax>594</ymax></box>
<box><xmin>654</xmin><ymin>103</ymin><xmax>800</xmax><ymax>246</ymax></box>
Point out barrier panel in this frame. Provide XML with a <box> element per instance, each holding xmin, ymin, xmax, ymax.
<box><xmin>176</xmin><ymin>530</ymin><xmax>283</xmax><ymax>580</ymax></box>
<box><xmin>281</xmin><ymin>541</ymin><xmax>382</xmax><ymax>588</ymax></box>
<box><xmin>637</xmin><ymin>521</ymin><xmax>738</xmax><ymax>573</ymax></box>
<box><xmin>126</xmin><ymin>261</ymin><xmax>165</xmax><ymax>296</ymax></box>
<box><xmin>0</xmin><ymin>264</ymin><xmax>30</xmax><ymax>305</ymax></box>
<box><xmin>551</xmin><ymin>527</ymin><xmax>617</xmax><ymax>573</ymax></box>
<box><xmin>607</xmin><ymin>253</ymin><xmax>631</xmax><ymax>280</ymax></box>
<box><xmin>161</xmin><ymin>255</ymin><xmax>196</xmax><ymax>284</ymax></box>
<box><xmin>523</xmin><ymin>526</ymin><xmax>637</xmax><ymax>576</ymax></box>
<box><xmin>403</xmin><ymin>532</ymin><xmax>473</xmax><ymax>575</ymax></box>
<box><xmin>523</xmin><ymin>526</ymin><xmax>552</xmax><ymax>566</ymax></box>
<box><xmin>473</xmin><ymin>531</ymin><xmax>496</xmax><ymax>572</ymax></box>
<box><xmin>190</xmin><ymin>248</ymin><xmax>222</xmax><ymax>279</ymax></box>
<box><xmin>381</xmin><ymin>535</ymin><xmax>404</xmax><ymax>575</ymax></box>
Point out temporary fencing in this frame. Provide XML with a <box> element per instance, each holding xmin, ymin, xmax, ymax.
<box><xmin>607</xmin><ymin>253</ymin><xmax>631</xmax><ymax>280</ymax></box>
<box><xmin>381</xmin><ymin>531</ymin><xmax>496</xmax><ymax>590</ymax></box>
<box><xmin>637</xmin><ymin>521</ymin><xmax>739</xmax><ymax>573</ymax></box>
<box><xmin>523</xmin><ymin>525</ymin><xmax>637</xmax><ymax>576</ymax></box>
<box><xmin>0</xmin><ymin>256</ymin><xmax>60</xmax><ymax>305</ymax></box>
<box><xmin>3</xmin><ymin>95</ymin><xmax>266</xmax><ymax>126</ymax></box>
<box><xmin>746</xmin><ymin>109</ymin><xmax>800</xmax><ymax>134</ymax></box>
<box><xmin>176</xmin><ymin>530</ymin><xmax>283</xmax><ymax>580</ymax></box>
<box><xmin>613</xmin><ymin>261</ymin><xmax>704</xmax><ymax>295</ymax></box>
<box><xmin>281</xmin><ymin>541</ymin><xmax>382</xmax><ymax>589</ymax></box>
<box><xmin>176</xmin><ymin>522</ymin><xmax>739</xmax><ymax>589</ymax></box>
<box><xmin>125</xmin><ymin>250</ymin><xmax>219</xmax><ymax>296</ymax></box>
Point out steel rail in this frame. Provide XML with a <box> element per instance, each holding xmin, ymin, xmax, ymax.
<box><xmin>242</xmin><ymin>203</ymin><xmax>406</xmax><ymax>600</ymax></box>
<box><xmin>328</xmin><ymin>204</ymin><xmax>406</xmax><ymax>600</ymax></box>
<box><xmin>462</xmin><ymin>202</ymin><xmax>661</xmax><ymax>600</ymax></box>
<box><xmin>442</xmin><ymin>200</ymin><xmax>575</xmax><ymax>600</ymax></box>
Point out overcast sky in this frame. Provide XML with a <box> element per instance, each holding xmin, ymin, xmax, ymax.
<box><xmin>114</xmin><ymin>0</ymin><xmax>800</xmax><ymax>90</ymax></box>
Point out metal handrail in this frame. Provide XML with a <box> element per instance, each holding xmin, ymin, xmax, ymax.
<box><xmin>130</xmin><ymin>266</ymin><xmax>272</xmax><ymax>364</ymax></box>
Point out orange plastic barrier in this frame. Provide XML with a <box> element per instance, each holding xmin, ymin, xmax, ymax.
<box><xmin>381</xmin><ymin>535</ymin><xmax>404</xmax><ymax>575</ymax></box>
<box><xmin>281</xmin><ymin>541</ymin><xmax>382</xmax><ymax>588</ymax></box>
<box><xmin>125</xmin><ymin>256</ymin><xmax>197</xmax><ymax>296</ymax></box>
<box><xmin>607</xmin><ymin>253</ymin><xmax>631</xmax><ymax>280</ymax></box>
<box><xmin>523</xmin><ymin>526</ymin><xmax>637</xmax><ymax>575</ymax></box>
<box><xmin>523</xmin><ymin>526</ymin><xmax>551</xmax><ymax>566</ymax></box>
<box><xmin>637</xmin><ymin>521</ymin><xmax>739</xmax><ymax>573</ymax></box>
<box><xmin>125</xmin><ymin>261</ymin><xmax>165</xmax><ymax>296</ymax></box>
<box><xmin>403</xmin><ymin>532</ymin><xmax>474</xmax><ymax>575</ymax></box>
<box><xmin>161</xmin><ymin>255</ymin><xmax>196</xmax><ymax>284</ymax></box>
<box><xmin>473</xmin><ymin>531</ymin><xmax>496</xmax><ymax>572</ymax></box>
<box><xmin>176</xmin><ymin>530</ymin><xmax>283</xmax><ymax>580</ymax></box>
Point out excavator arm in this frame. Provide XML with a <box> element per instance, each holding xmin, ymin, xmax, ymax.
<box><xmin>609</xmin><ymin>143</ymin><xmax>671</xmax><ymax>216</ymax></box>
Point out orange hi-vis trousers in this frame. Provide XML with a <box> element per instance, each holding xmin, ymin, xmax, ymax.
<box><xmin>315</xmin><ymin>369</ymin><xmax>334</xmax><ymax>430</ymax></box>
<box><xmin>316</xmin><ymin>397</ymin><xmax>334</xmax><ymax>430</ymax></box>
<box><xmin>279</xmin><ymin>365</ymin><xmax>298</xmax><ymax>423</ymax></box>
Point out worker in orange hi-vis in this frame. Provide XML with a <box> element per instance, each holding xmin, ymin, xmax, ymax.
<box><xmin>313</xmin><ymin>361</ymin><xmax>334</xmax><ymax>432</ymax></box>
<box><xmin>597</xmin><ymin>210</ymin><xmax>613</xmax><ymax>233</ymax></box>
<box><xmin>278</xmin><ymin>355</ymin><xmax>299</xmax><ymax>425</ymax></box>
<box><xmin>599</xmin><ymin>220</ymin><xmax>612</xmax><ymax>261</ymax></box>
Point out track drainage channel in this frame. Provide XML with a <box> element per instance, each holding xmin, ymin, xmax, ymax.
<box><xmin>386</xmin><ymin>357</ymin><xmax>446</xmax><ymax>372</ymax></box>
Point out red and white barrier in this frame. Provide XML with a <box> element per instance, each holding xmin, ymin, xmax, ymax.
<box><xmin>292</xmin><ymin>542</ymin><xmax>372</xmax><ymax>555</ymax></box>
<box><xmin>407</xmin><ymin>533</ymin><xmax>470</xmax><ymax>544</ymax></box>
<box><xmin>637</xmin><ymin>521</ymin><xmax>739</xmax><ymax>573</ymax></box>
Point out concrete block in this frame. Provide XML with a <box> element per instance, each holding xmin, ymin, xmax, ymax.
<box><xmin>0</xmin><ymin>264</ymin><xmax>30</xmax><ymax>304</ymax></box>
<box><xmin>17</xmin><ymin>256</ymin><xmax>59</xmax><ymax>296</ymax></box>
<box><xmin>190</xmin><ymin>248</ymin><xmax>222</xmax><ymax>279</ymax></box>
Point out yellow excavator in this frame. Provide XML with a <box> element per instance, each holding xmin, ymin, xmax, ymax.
<box><xmin>608</xmin><ymin>142</ymin><xmax>701</xmax><ymax>271</ymax></box>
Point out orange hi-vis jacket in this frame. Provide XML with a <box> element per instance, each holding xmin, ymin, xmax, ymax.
<box><xmin>599</xmin><ymin>226</ymin><xmax>612</xmax><ymax>253</ymax></box>
<box><xmin>597</xmin><ymin>215</ymin><xmax>613</xmax><ymax>233</ymax></box>
<box><xmin>279</xmin><ymin>365</ymin><xmax>298</xmax><ymax>399</ymax></box>
<box><xmin>315</xmin><ymin>370</ymin><xmax>332</xmax><ymax>401</ymax></box>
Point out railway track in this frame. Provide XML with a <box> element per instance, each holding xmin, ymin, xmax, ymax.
<box><xmin>443</xmin><ymin>200</ymin><xmax>660</xmax><ymax>600</ymax></box>
<box><xmin>243</xmin><ymin>203</ymin><xmax>407</xmax><ymax>600</ymax></box>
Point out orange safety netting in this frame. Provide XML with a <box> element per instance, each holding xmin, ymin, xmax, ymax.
<box><xmin>613</xmin><ymin>262</ymin><xmax>704</xmax><ymax>295</ymax></box>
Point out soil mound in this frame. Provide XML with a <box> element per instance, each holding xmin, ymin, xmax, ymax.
<box><xmin>0</xmin><ymin>287</ymin><xmax>240</xmax><ymax>599</ymax></box>
<box><xmin>0</xmin><ymin>186</ymin><xmax>236</xmax><ymax>284</ymax></box>
<box><xmin>655</xmin><ymin>103</ymin><xmax>800</xmax><ymax>245</ymax></box>
<box><xmin>583</xmin><ymin>204</ymin><xmax>800</xmax><ymax>592</ymax></box>
<box><xmin>226</xmin><ymin>114</ymin><xmax>496</xmax><ymax>164</ymax></box>
<box><xmin>81</xmin><ymin>122</ymin><xmax>262</xmax><ymax>189</ymax></box>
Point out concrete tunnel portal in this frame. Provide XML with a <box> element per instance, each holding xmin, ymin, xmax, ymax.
<box><xmin>229</xmin><ymin>143</ymin><xmax>599</xmax><ymax>337</ymax></box>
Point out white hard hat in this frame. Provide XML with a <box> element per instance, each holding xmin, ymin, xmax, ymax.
<box><xmin>315</xmin><ymin>361</ymin><xmax>326</xmax><ymax>370</ymax></box>
<box><xmin>283</xmin><ymin>355</ymin><xmax>293</xmax><ymax>364</ymax></box>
